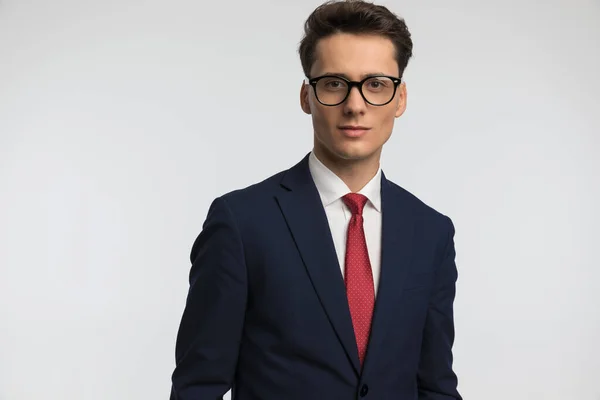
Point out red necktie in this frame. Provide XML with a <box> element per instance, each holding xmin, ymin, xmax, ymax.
<box><xmin>342</xmin><ymin>193</ymin><xmax>375</xmax><ymax>366</ymax></box>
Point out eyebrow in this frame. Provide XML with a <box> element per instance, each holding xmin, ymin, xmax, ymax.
<box><xmin>321</xmin><ymin>72</ymin><xmax>389</xmax><ymax>79</ymax></box>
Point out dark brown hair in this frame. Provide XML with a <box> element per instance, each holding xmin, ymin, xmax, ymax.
<box><xmin>298</xmin><ymin>0</ymin><xmax>413</xmax><ymax>79</ymax></box>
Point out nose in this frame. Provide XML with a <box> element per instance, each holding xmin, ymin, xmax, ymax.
<box><xmin>343</xmin><ymin>85</ymin><xmax>367</xmax><ymax>115</ymax></box>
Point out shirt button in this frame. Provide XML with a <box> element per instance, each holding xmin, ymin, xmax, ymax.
<box><xmin>360</xmin><ymin>384</ymin><xmax>369</xmax><ymax>397</ymax></box>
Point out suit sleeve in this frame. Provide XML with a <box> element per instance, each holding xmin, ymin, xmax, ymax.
<box><xmin>170</xmin><ymin>196</ymin><xmax>247</xmax><ymax>400</ymax></box>
<box><xmin>417</xmin><ymin>216</ymin><xmax>462</xmax><ymax>400</ymax></box>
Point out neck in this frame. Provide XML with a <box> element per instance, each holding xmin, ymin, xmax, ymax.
<box><xmin>313</xmin><ymin>145</ymin><xmax>381</xmax><ymax>193</ymax></box>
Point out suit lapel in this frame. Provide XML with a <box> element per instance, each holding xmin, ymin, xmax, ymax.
<box><xmin>275</xmin><ymin>153</ymin><xmax>361</xmax><ymax>375</ymax></box>
<box><xmin>362</xmin><ymin>172</ymin><xmax>415</xmax><ymax>374</ymax></box>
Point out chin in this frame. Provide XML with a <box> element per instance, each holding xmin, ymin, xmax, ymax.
<box><xmin>330</xmin><ymin>143</ymin><xmax>377</xmax><ymax>161</ymax></box>
<box><xmin>315</xmin><ymin>131</ymin><xmax>380</xmax><ymax>162</ymax></box>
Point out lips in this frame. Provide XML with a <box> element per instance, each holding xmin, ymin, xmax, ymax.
<box><xmin>338</xmin><ymin>125</ymin><xmax>370</xmax><ymax>138</ymax></box>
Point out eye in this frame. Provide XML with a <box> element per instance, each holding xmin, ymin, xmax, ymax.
<box><xmin>364</xmin><ymin>77</ymin><xmax>393</xmax><ymax>91</ymax></box>
<box><xmin>322</xmin><ymin>79</ymin><xmax>347</xmax><ymax>89</ymax></box>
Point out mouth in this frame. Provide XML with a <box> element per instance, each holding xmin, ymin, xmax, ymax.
<box><xmin>338</xmin><ymin>125</ymin><xmax>371</xmax><ymax>138</ymax></box>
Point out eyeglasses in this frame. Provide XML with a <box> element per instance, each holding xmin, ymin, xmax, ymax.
<box><xmin>305</xmin><ymin>74</ymin><xmax>402</xmax><ymax>106</ymax></box>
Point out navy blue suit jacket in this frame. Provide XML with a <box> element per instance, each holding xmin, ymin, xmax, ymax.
<box><xmin>170</xmin><ymin>153</ymin><xmax>462</xmax><ymax>399</ymax></box>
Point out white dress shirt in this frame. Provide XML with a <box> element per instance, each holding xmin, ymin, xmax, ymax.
<box><xmin>307</xmin><ymin>151</ymin><xmax>382</xmax><ymax>296</ymax></box>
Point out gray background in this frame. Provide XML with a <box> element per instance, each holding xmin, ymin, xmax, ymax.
<box><xmin>1</xmin><ymin>0</ymin><xmax>599</xmax><ymax>399</ymax></box>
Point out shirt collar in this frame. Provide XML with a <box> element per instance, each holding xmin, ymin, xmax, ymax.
<box><xmin>308</xmin><ymin>150</ymin><xmax>382</xmax><ymax>212</ymax></box>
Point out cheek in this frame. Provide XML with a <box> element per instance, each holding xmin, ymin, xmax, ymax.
<box><xmin>311</xmin><ymin>106</ymin><xmax>338</xmax><ymax>131</ymax></box>
<box><xmin>373</xmin><ymin>108</ymin><xmax>396</xmax><ymax>131</ymax></box>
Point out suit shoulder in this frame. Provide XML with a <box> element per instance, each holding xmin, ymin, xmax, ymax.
<box><xmin>216</xmin><ymin>168</ymin><xmax>286</xmax><ymax>207</ymax></box>
<box><xmin>386</xmin><ymin>179</ymin><xmax>452</xmax><ymax>226</ymax></box>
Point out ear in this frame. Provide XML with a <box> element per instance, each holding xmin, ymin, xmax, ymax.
<box><xmin>395</xmin><ymin>81</ymin><xmax>407</xmax><ymax>118</ymax></box>
<box><xmin>300</xmin><ymin>81</ymin><xmax>312</xmax><ymax>115</ymax></box>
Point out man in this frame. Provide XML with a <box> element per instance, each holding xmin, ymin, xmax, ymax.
<box><xmin>170</xmin><ymin>1</ymin><xmax>462</xmax><ymax>399</ymax></box>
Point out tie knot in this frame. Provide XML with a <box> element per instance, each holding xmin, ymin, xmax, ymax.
<box><xmin>342</xmin><ymin>193</ymin><xmax>368</xmax><ymax>216</ymax></box>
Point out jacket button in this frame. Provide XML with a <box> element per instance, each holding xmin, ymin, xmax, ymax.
<box><xmin>360</xmin><ymin>384</ymin><xmax>369</xmax><ymax>397</ymax></box>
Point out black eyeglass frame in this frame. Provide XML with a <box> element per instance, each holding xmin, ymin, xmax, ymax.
<box><xmin>305</xmin><ymin>74</ymin><xmax>402</xmax><ymax>106</ymax></box>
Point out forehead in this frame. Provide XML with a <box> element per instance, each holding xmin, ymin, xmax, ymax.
<box><xmin>310</xmin><ymin>33</ymin><xmax>398</xmax><ymax>78</ymax></box>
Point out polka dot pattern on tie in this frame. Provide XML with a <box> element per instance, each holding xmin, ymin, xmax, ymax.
<box><xmin>342</xmin><ymin>193</ymin><xmax>375</xmax><ymax>366</ymax></box>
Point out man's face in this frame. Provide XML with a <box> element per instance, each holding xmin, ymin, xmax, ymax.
<box><xmin>300</xmin><ymin>33</ymin><xmax>407</xmax><ymax>164</ymax></box>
